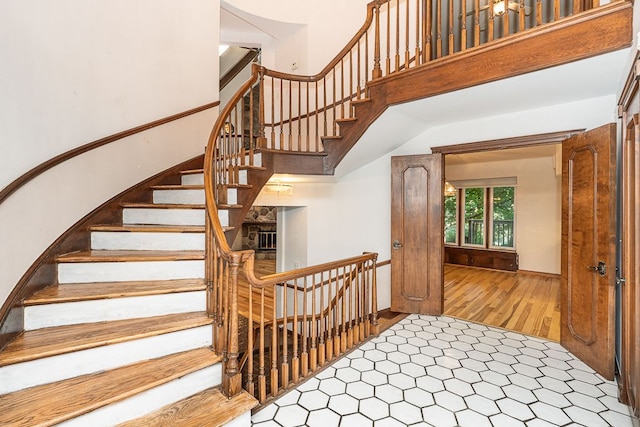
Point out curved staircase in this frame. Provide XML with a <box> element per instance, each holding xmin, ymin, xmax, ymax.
<box><xmin>0</xmin><ymin>168</ymin><xmax>257</xmax><ymax>426</ymax></box>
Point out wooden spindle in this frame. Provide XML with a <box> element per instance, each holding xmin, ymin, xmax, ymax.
<box><xmin>341</xmin><ymin>266</ymin><xmax>348</xmax><ymax>352</ymax></box>
<box><xmin>449</xmin><ymin>0</ymin><xmax>454</xmax><ymax>54</ymax></box>
<box><xmin>223</xmin><ymin>255</ymin><xmax>241</xmax><ymax>398</ymax></box>
<box><xmin>461</xmin><ymin>0</ymin><xmax>467</xmax><ymax>51</ymax></box>
<box><xmin>292</xmin><ymin>278</ymin><xmax>300</xmax><ymax>382</ymax></box>
<box><xmin>246</xmin><ymin>281</ymin><xmax>254</xmax><ymax>396</ymax></box>
<box><xmin>259</xmin><ymin>289</ymin><xmax>266</xmax><ymax>403</ymax></box>
<box><xmin>318</xmin><ymin>272</ymin><xmax>326</xmax><ymax>366</ymax></box>
<box><xmin>395</xmin><ymin>0</ymin><xmax>401</xmax><ymax>72</ymax></box>
<box><xmin>373</xmin><ymin>0</ymin><xmax>382</xmax><ymax>79</ymax></box>
<box><xmin>503</xmin><ymin>2</ymin><xmax>510</xmax><ymax>37</ymax></box>
<box><xmin>326</xmin><ymin>270</ymin><xmax>334</xmax><ymax>361</ymax></box>
<box><xmin>301</xmin><ymin>276</ymin><xmax>309</xmax><ymax>376</ymax></box>
<box><xmin>519</xmin><ymin>0</ymin><xmax>525</xmax><ymax>31</ymax></box>
<box><xmin>553</xmin><ymin>0</ymin><xmax>560</xmax><ymax>21</ymax></box>
<box><xmin>310</xmin><ymin>274</ymin><xmax>317</xmax><ymax>371</ymax></box>
<box><xmin>405</xmin><ymin>0</ymin><xmax>410</xmax><ymax>69</ymax></box>
<box><xmin>415</xmin><ymin>0</ymin><xmax>421</xmax><ymax>65</ymax></box>
<box><xmin>288</xmin><ymin>80</ymin><xmax>292</xmax><ymax>150</ymax></box>
<box><xmin>298</xmin><ymin>81</ymin><xmax>302</xmax><ymax>151</ymax></box>
<box><xmin>436</xmin><ymin>0</ymin><xmax>442</xmax><ymax>58</ymax></box>
<box><xmin>474</xmin><ymin>0</ymin><xmax>480</xmax><ymax>46</ymax></box>
<box><xmin>333</xmin><ymin>268</ymin><xmax>341</xmax><ymax>356</ymax></box>
<box><xmin>279</xmin><ymin>79</ymin><xmax>284</xmax><ymax>150</ymax></box>
<box><xmin>270</xmin><ymin>284</ymin><xmax>278</xmax><ymax>397</ymax></box>
<box><xmin>323</xmin><ymin>77</ymin><xmax>327</xmax><ymax>137</ymax></box>
<box><xmin>270</xmin><ymin>75</ymin><xmax>275</xmax><ymax>149</ymax></box>
<box><xmin>386</xmin><ymin>0</ymin><xmax>391</xmax><ymax>75</ymax></box>
<box><xmin>370</xmin><ymin>257</ymin><xmax>380</xmax><ymax>336</ymax></box>
<box><xmin>488</xmin><ymin>0</ymin><xmax>495</xmax><ymax>42</ymax></box>
<box><xmin>306</xmin><ymin>82</ymin><xmax>310</xmax><ymax>152</ymax></box>
<box><xmin>332</xmin><ymin>68</ymin><xmax>337</xmax><ymax>135</ymax></box>
<box><xmin>315</xmin><ymin>81</ymin><xmax>319</xmax><ymax>152</ymax></box>
<box><xmin>281</xmin><ymin>282</ymin><xmax>289</xmax><ymax>389</ymax></box>
<box><xmin>423</xmin><ymin>0</ymin><xmax>431</xmax><ymax>62</ymax></box>
<box><xmin>536</xmin><ymin>0</ymin><xmax>542</xmax><ymax>26</ymax></box>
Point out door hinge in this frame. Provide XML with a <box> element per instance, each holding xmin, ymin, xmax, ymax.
<box><xmin>616</xmin><ymin>277</ymin><xmax>626</xmax><ymax>286</ymax></box>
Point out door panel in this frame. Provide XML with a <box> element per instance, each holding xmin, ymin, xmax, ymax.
<box><xmin>391</xmin><ymin>154</ymin><xmax>443</xmax><ymax>314</ymax></box>
<box><xmin>561</xmin><ymin>123</ymin><xmax>616</xmax><ymax>380</ymax></box>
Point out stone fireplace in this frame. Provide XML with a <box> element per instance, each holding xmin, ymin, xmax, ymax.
<box><xmin>242</xmin><ymin>206</ymin><xmax>277</xmax><ymax>260</ymax></box>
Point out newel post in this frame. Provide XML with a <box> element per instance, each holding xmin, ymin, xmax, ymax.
<box><xmin>255</xmin><ymin>66</ymin><xmax>267</xmax><ymax>149</ymax></box>
<box><xmin>222</xmin><ymin>252</ymin><xmax>243</xmax><ymax>398</ymax></box>
<box><xmin>370</xmin><ymin>254</ymin><xmax>379</xmax><ymax>336</ymax></box>
<box><xmin>372</xmin><ymin>0</ymin><xmax>383</xmax><ymax>79</ymax></box>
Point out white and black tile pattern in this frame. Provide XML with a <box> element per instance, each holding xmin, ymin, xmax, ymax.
<box><xmin>252</xmin><ymin>315</ymin><xmax>634</xmax><ymax>427</ymax></box>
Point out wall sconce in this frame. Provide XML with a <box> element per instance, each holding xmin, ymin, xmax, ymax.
<box><xmin>265</xmin><ymin>180</ymin><xmax>293</xmax><ymax>195</ymax></box>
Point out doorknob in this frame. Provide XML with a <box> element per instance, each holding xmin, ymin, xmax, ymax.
<box><xmin>393</xmin><ymin>240</ymin><xmax>403</xmax><ymax>249</ymax></box>
<box><xmin>588</xmin><ymin>261</ymin><xmax>606</xmax><ymax>277</ymax></box>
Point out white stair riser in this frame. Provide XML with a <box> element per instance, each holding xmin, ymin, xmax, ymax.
<box><xmin>57</xmin><ymin>364</ymin><xmax>221</xmax><ymax>427</ymax></box>
<box><xmin>181</xmin><ymin>173</ymin><xmax>204</xmax><ymax>185</ymax></box>
<box><xmin>24</xmin><ymin>291</ymin><xmax>206</xmax><ymax>330</ymax></box>
<box><xmin>91</xmin><ymin>231</ymin><xmax>205</xmax><ymax>251</ymax></box>
<box><xmin>219</xmin><ymin>209</ymin><xmax>229</xmax><ymax>227</ymax></box>
<box><xmin>153</xmin><ymin>189</ymin><xmax>204</xmax><ymax>205</ymax></box>
<box><xmin>182</xmin><ymin>171</ymin><xmax>247</xmax><ymax>185</ymax></box>
<box><xmin>0</xmin><ymin>326</ymin><xmax>212</xmax><ymax>394</ymax></box>
<box><xmin>123</xmin><ymin>208</ymin><xmax>205</xmax><ymax>226</ymax></box>
<box><xmin>58</xmin><ymin>260</ymin><xmax>204</xmax><ymax>283</ymax></box>
<box><xmin>227</xmin><ymin>188</ymin><xmax>237</xmax><ymax>205</ymax></box>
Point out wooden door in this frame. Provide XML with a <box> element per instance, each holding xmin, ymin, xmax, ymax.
<box><xmin>561</xmin><ymin>123</ymin><xmax>616</xmax><ymax>380</ymax></box>
<box><xmin>390</xmin><ymin>154</ymin><xmax>443</xmax><ymax>314</ymax></box>
<box><xmin>621</xmin><ymin>115</ymin><xmax>639</xmax><ymax>416</ymax></box>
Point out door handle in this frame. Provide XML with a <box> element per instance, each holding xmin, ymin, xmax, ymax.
<box><xmin>393</xmin><ymin>240</ymin><xmax>403</xmax><ymax>249</ymax></box>
<box><xmin>588</xmin><ymin>261</ymin><xmax>606</xmax><ymax>277</ymax></box>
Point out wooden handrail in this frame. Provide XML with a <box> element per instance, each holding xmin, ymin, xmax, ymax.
<box><xmin>0</xmin><ymin>102</ymin><xmax>219</xmax><ymax>206</ymax></box>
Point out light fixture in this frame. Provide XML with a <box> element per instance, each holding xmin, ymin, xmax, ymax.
<box><xmin>265</xmin><ymin>180</ymin><xmax>293</xmax><ymax>195</ymax></box>
<box><xmin>444</xmin><ymin>181</ymin><xmax>456</xmax><ymax>196</ymax></box>
<box><xmin>492</xmin><ymin>0</ymin><xmax>530</xmax><ymax>15</ymax></box>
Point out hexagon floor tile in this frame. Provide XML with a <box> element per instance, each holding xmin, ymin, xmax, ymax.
<box><xmin>251</xmin><ymin>314</ymin><xmax>635</xmax><ymax>427</ymax></box>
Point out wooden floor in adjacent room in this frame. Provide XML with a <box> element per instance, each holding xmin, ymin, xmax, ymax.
<box><xmin>444</xmin><ymin>264</ymin><xmax>561</xmax><ymax>341</ymax></box>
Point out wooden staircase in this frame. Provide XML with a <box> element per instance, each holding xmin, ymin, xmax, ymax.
<box><xmin>0</xmin><ymin>167</ymin><xmax>259</xmax><ymax>426</ymax></box>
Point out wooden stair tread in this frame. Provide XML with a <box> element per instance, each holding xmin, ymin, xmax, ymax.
<box><xmin>0</xmin><ymin>312</ymin><xmax>211</xmax><ymax>367</ymax></box>
<box><xmin>120</xmin><ymin>202</ymin><xmax>205</xmax><ymax>209</ymax></box>
<box><xmin>257</xmin><ymin>148</ymin><xmax>328</xmax><ymax>156</ymax></box>
<box><xmin>219</xmin><ymin>183</ymin><xmax>252</xmax><ymax>189</ymax></box>
<box><xmin>336</xmin><ymin>117</ymin><xmax>357</xmax><ymax>123</ymax></box>
<box><xmin>351</xmin><ymin>97</ymin><xmax>371</xmax><ymax>105</ymax></box>
<box><xmin>217</xmin><ymin>204</ymin><xmax>243</xmax><ymax>209</ymax></box>
<box><xmin>322</xmin><ymin>135</ymin><xmax>343</xmax><ymax>140</ymax></box>
<box><xmin>90</xmin><ymin>224</ymin><xmax>205</xmax><ymax>233</ymax></box>
<box><xmin>237</xmin><ymin>164</ymin><xmax>267</xmax><ymax>171</ymax></box>
<box><xmin>25</xmin><ymin>279</ymin><xmax>206</xmax><ymax>305</ymax></box>
<box><xmin>150</xmin><ymin>185</ymin><xmax>204</xmax><ymax>190</ymax></box>
<box><xmin>0</xmin><ymin>348</ymin><xmax>221</xmax><ymax>427</ymax></box>
<box><xmin>56</xmin><ymin>250</ymin><xmax>205</xmax><ymax>263</ymax></box>
<box><xmin>117</xmin><ymin>387</ymin><xmax>257</xmax><ymax>427</ymax></box>
<box><xmin>180</xmin><ymin>169</ymin><xmax>204</xmax><ymax>175</ymax></box>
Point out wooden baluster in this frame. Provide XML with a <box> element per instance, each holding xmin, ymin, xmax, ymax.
<box><xmin>503</xmin><ymin>1</ymin><xmax>510</xmax><ymax>37</ymax></box>
<box><xmin>205</xmin><ymin>217</ymin><xmax>214</xmax><ymax>347</ymax></box>
<box><xmin>341</xmin><ymin>266</ymin><xmax>348</xmax><ymax>352</ymax></box>
<box><xmin>395</xmin><ymin>0</ymin><xmax>401</xmax><ymax>72</ymax></box>
<box><xmin>554</xmin><ymin>0</ymin><xmax>560</xmax><ymax>20</ymax></box>
<box><xmin>279</xmin><ymin>79</ymin><xmax>284</xmax><ymax>150</ymax></box>
<box><xmin>310</xmin><ymin>274</ymin><xmax>317</xmax><ymax>371</ymax></box>
<box><xmin>474</xmin><ymin>0</ymin><xmax>480</xmax><ymax>47</ymax></box>
<box><xmin>246</xmin><ymin>279</ymin><xmax>254</xmax><ymax>397</ymax></box>
<box><xmin>301</xmin><ymin>276</ymin><xmax>309</xmax><ymax>376</ymax></box>
<box><xmin>363</xmin><ymin>263</ymin><xmax>370</xmax><ymax>338</ymax></box>
<box><xmin>298</xmin><ymin>81</ymin><xmax>302</xmax><ymax>151</ymax></box>
<box><xmin>281</xmin><ymin>281</ymin><xmax>289</xmax><ymax>389</ymax></box>
<box><xmin>357</xmin><ymin>41</ymin><xmax>362</xmax><ymax>99</ymax></box>
<box><xmin>519</xmin><ymin>0</ymin><xmax>526</xmax><ymax>31</ymax></box>
<box><xmin>318</xmin><ymin>272</ymin><xmax>326</xmax><ymax>366</ymax></box>
<box><xmin>386</xmin><ymin>0</ymin><xmax>391</xmax><ymax>75</ymax></box>
<box><xmin>370</xmin><ymin>256</ymin><xmax>380</xmax><ymax>336</ymax></box>
<box><xmin>288</xmin><ymin>80</ymin><xmax>292</xmax><ymax>150</ymax></box>
<box><xmin>536</xmin><ymin>0</ymin><xmax>542</xmax><ymax>26</ymax></box>
<box><xmin>436</xmin><ymin>0</ymin><xmax>442</xmax><ymax>58</ymax></box>
<box><xmin>259</xmin><ymin>288</ymin><xmax>266</xmax><ymax>403</ymax></box>
<box><xmin>269</xmin><ymin>76</ymin><xmax>275</xmax><ymax>149</ymax></box>
<box><xmin>415</xmin><ymin>0</ymin><xmax>421</xmax><ymax>65</ymax></box>
<box><xmin>332</xmin><ymin>68</ymin><xmax>337</xmax><ymax>136</ymax></box>
<box><xmin>373</xmin><ymin>0</ymin><xmax>382</xmax><ymax>79</ymax></box>
<box><xmin>405</xmin><ymin>0</ymin><xmax>410</xmax><ymax>69</ymax></box>
<box><xmin>448</xmin><ymin>0</ymin><xmax>454</xmax><ymax>54</ymax></box>
<box><xmin>323</xmin><ymin>77</ymin><xmax>327</xmax><ymax>137</ymax></box>
<box><xmin>341</xmin><ymin>57</ymin><xmax>345</xmax><ymax>121</ymax></box>
<box><xmin>488</xmin><ymin>0</ymin><xmax>495</xmax><ymax>42</ymax></box>
<box><xmin>333</xmin><ymin>268</ymin><xmax>341</xmax><ymax>357</ymax></box>
<box><xmin>348</xmin><ymin>50</ymin><xmax>353</xmax><ymax>118</ymax></box>
<box><xmin>423</xmin><ymin>0</ymin><xmax>431</xmax><ymax>63</ymax></box>
<box><xmin>292</xmin><ymin>278</ymin><xmax>300</xmax><ymax>382</ymax></box>
<box><xmin>326</xmin><ymin>270</ymin><xmax>334</xmax><ymax>361</ymax></box>
<box><xmin>461</xmin><ymin>0</ymin><xmax>467</xmax><ymax>51</ymax></box>
<box><xmin>314</xmin><ymin>81</ymin><xmax>319</xmax><ymax>152</ymax></box>
<box><xmin>222</xmin><ymin>254</ymin><xmax>241</xmax><ymax>398</ymax></box>
<box><xmin>365</xmin><ymin>31</ymin><xmax>370</xmax><ymax>86</ymax></box>
<box><xmin>270</xmin><ymin>282</ymin><xmax>278</xmax><ymax>397</ymax></box>
<box><xmin>305</xmin><ymin>82</ymin><xmax>310</xmax><ymax>152</ymax></box>
<box><xmin>348</xmin><ymin>263</ymin><xmax>355</xmax><ymax>348</ymax></box>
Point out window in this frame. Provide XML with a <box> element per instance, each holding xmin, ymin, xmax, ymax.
<box><xmin>444</xmin><ymin>180</ymin><xmax>516</xmax><ymax>250</ymax></box>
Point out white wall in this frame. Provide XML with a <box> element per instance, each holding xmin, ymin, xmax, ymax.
<box><xmin>445</xmin><ymin>155</ymin><xmax>562</xmax><ymax>274</ymax></box>
<box><xmin>253</xmin><ymin>95</ymin><xmax>617</xmax><ymax>309</ymax></box>
<box><xmin>223</xmin><ymin>0</ymin><xmax>369</xmax><ymax>74</ymax></box>
<box><xmin>0</xmin><ymin>1</ymin><xmax>219</xmax><ymax>312</ymax></box>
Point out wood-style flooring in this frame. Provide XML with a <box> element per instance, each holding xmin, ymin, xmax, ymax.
<box><xmin>245</xmin><ymin>260</ymin><xmax>561</xmax><ymax>340</ymax></box>
<box><xmin>444</xmin><ymin>264</ymin><xmax>561</xmax><ymax>341</ymax></box>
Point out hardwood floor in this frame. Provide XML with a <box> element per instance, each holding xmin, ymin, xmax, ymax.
<box><xmin>444</xmin><ymin>264</ymin><xmax>561</xmax><ymax>341</ymax></box>
<box><xmin>246</xmin><ymin>260</ymin><xmax>560</xmax><ymax>340</ymax></box>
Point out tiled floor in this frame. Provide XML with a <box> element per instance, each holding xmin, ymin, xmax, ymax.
<box><xmin>251</xmin><ymin>315</ymin><xmax>635</xmax><ymax>427</ymax></box>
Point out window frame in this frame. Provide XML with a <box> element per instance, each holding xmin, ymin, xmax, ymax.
<box><xmin>444</xmin><ymin>191</ymin><xmax>459</xmax><ymax>246</ymax></box>
<box><xmin>461</xmin><ymin>187</ymin><xmax>487</xmax><ymax>248</ymax></box>
<box><xmin>489</xmin><ymin>186</ymin><xmax>516</xmax><ymax>250</ymax></box>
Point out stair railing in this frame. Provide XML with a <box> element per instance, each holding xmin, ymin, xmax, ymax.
<box><xmin>204</xmin><ymin>0</ymin><xmax>614</xmax><ymax>401</ymax></box>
